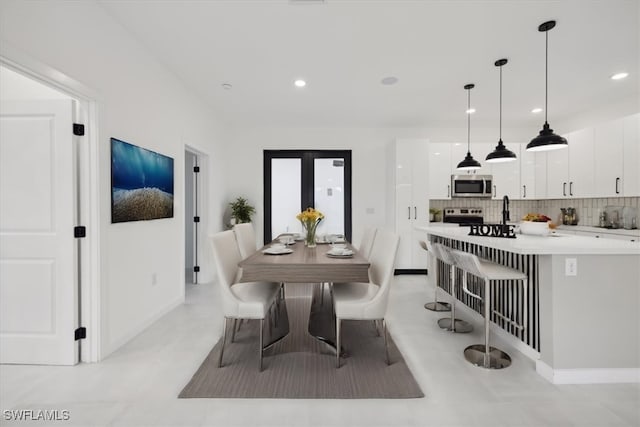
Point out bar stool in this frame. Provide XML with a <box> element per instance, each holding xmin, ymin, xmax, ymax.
<box><xmin>420</xmin><ymin>241</ymin><xmax>450</xmax><ymax>312</ymax></box>
<box><xmin>432</xmin><ymin>243</ymin><xmax>473</xmax><ymax>333</ymax></box>
<box><xmin>452</xmin><ymin>249</ymin><xmax>528</xmax><ymax>369</ymax></box>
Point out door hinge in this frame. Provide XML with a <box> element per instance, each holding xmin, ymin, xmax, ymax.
<box><xmin>73</xmin><ymin>123</ymin><xmax>85</xmax><ymax>136</ymax></box>
<box><xmin>193</xmin><ymin>166</ymin><xmax>200</xmax><ymax>173</ymax></box>
<box><xmin>74</xmin><ymin>327</ymin><xmax>86</xmax><ymax>340</ymax></box>
<box><xmin>193</xmin><ymin>265</ymin><xmax>200</xmax><ymax>273</ymax></box>
<box><xmin>74</xmin><ymin>226</ymin><xmax>86</xmax><ymax>238</ymax></box>
<box><xmin>193</xmin><ymin>216</ymin><xmax>200</xmax><ymax>223</ymax></box>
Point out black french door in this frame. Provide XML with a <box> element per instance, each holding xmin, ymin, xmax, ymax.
<box><xmin>263</xmin><ymin>150</ymin><xmax>352</xmax><ymax>244</ymax></box>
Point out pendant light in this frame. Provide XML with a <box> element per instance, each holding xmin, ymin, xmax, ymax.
<box><xmin>456</xmin><ymin>84</ymin><xmax>482</xmax><ymax>171</ymax></box>
<box><xmin>486</xmin><ymin>59</ymin><xmax>517</xmax><ymax>163</ymax></box>
<box><xmin>526</xmin><ymin>20</ymin><xmax>567</xmax><ymax>152</ymax></box>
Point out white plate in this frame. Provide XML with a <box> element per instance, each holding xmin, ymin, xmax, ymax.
<box><xmin>327</xmin><ymin>249</ymin><xmax>354</xmax><ymax>257</ymax></box>
<box><xmin>326</xmin><ymin>253</ymin><xmax>354</xmax><ymax>258</ymax></box>
<box><xmin>262</xmin><ymin>248</ymin><xmax>294</xmax><ymax>255</ymax></box>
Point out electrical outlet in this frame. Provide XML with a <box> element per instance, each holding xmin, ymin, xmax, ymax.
<box><xmin>565</xmin><ymin>258</ymin><xmax>577</xmax><ymax>276</ymax></box>
<box><xmin>151</xmin><ymin>273</ymin><xmax>157</xmax><ymax>285</ymax></box>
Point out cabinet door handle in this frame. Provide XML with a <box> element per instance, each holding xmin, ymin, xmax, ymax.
<box><xmin>569</xmin><ymin>181</ymin><xmax>573</xmax><ymax>196</ymax></box>
<box><xmin>563</xmin><ymin>182</ymin><xmax>567</xmax><ymax>196</ymax></box>
<box><xmin>447</xmin><ymin>185</ymin><xmax>450</xmax><ymax>198</ymax></box>
<box><xmin>616</xmin><ymin>177</ymin><xmax>620</xmax><ymax>194</ymax></box>
<box><xmin>408</xmin><ymin>207</ymin><xmax>411</xmax><ymax>220</ymax></box>
<box><xmin>414</xmin><ymin>207</ymin><xmax>417</xmax><ymax>220</ymax></box>
<box><xmin>493</xmin><ymin>185</ymin><xmax>496</xmax><ymax>198</ymax></box>
<box><xmin>523</xmin><ymin>185</ymin><xmax>527</xmax><ymax>198</ymax></box>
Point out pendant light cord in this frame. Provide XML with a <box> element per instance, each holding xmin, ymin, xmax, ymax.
<box><xmin>499</xmin><ymin>64</ymin><xmax>503</xmax><ymax>140</ymax></box>
<box><xmin>545</xmin><ymin>29</ymin><xmax>549</xmax><ymax>124</ymax></box>
<box><xmin>467</xmin><ymin>87</ymin><xmax>471</xmax><ymax>154</ymax></box>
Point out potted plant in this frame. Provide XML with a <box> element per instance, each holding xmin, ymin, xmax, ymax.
<box><xmin>229</xmin><ymin>197</ymin><xmax>256</xmax><ymax>224</ymax></box>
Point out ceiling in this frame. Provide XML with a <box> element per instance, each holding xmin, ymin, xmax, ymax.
<box><xmin>97</xmin><ymin>0</ymin><xmax>639</xmax><ymax>129</ymax></box>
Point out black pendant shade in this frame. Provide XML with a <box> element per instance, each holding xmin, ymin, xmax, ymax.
<box><xmin>457</xmin><ymin>83</ymin><xmax>481</xmax><ymax>171</ymax></box>
<box><xmin>486</xmin><ymin>139</ymin><xmax>517</xmax><ymax>162</ymax></box>
<box><xmin>457</xmin><ymin>151</ymin><xmax>482</xmax><ymax>170</ymax></box>
<box><xmin>487</xmin><ymin>58</ymin><xmax>517</xmax><ymax>163</ymax></box>
<box><xmin>526</xmin><ymin>20</ymin><xmax>567</xmax><ymax>152</ymax></box>
<box><xmin>527</xmin><ymin>122</ymin><xmax>568</xmax><ymax>151</ymax></box>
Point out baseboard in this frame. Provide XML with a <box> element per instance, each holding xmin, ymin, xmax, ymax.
<box><xmin>394</xmin><ymin>269</ymin><xmax>427</xmax><ymax>275</ymax></box>
<box><xmin>102</xmin><ymin>295</ymin><xmax>184</xmax><ymax>359</ymax></box>
<box><xmin>536</xmin><ymin>360</ymin><xmax>640</xmax><ymax>384</ymax></box>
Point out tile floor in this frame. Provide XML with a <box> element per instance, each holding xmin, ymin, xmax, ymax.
<box><xmin>1</xmin><ymin>275</ymin><xmax>638</xmax><ymax>426</ymax></box>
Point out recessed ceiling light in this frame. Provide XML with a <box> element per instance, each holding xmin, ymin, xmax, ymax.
<box><xmin>294</xmin><ymin>79</ymin><xmax>307</xmax><ymax>87</ymax></box>
<box><xmin>381</xmin><ymin>76</ymin><xmax>398</xmax><ymax>85</ymax></box>
<box><xmin>466</xmin><ymin>108</ymin><xmax>476</xmax><ymax>114</ymax></box>
<box><xmin>611</xmin><ymin>72</ymin><xmax>629</xmax><ymax>80</ymax></box>
<box><xmin>531</xmin><ymin>107</ymin><xmax>543</xmax><ymax>113</ymax></box>
<box><xmin>221</xmin><ymin>83</ymin><xmax>232</xmax><ymax>90</ymax></box>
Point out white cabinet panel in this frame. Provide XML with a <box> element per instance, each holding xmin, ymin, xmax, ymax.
<box><xmin>567</xmin><ymin>128</ymin><xmax>595</xmax><ymax>197</ymax></box>
<box><xmin>546</xmin><ymin>142</ymin><xmax>569</xmax><ymax>198</ymax></box>
<box><xmin>394</xmin><ymin>139</ymin><xmax>429</xmax><ymax>270</ymax></box>
<box><xmin>594</xmin><ymin>118</ymin><xmax>624</xmax><ymax>197</ymax></box>
<box><xmin>490</xmin><ymin>143</ymin><xmax>521</xmax><ymax>200</ymax></box>
<box><xmin>428</xmin><ymin>143</ymin><xmax>451</xmax><ymax>199</ymax></box>
<box><xmin>520</xmin><ymin>144</ymin><xmax>537</xmax><ymax>199</ymax></box>
<box><xmin>623</xmin><ymin>113</ymin><xmax>640</xmax><ymax>196</ymax></box>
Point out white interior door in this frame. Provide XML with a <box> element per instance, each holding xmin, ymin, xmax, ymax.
<box><xmin>0</xmin><ymin>99</ymin><xmax>78</xmax><ymax>365</ymax></box>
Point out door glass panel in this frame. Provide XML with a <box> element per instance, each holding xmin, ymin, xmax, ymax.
<box><xmin>270</xmin><ymin>158</ymin><xmax>301</xmax><ymax>239</ymax></box>
<box><xmin>314</xmin><ymin>158</ymin><xmax>345</xmax><ymax>237</ymax></box>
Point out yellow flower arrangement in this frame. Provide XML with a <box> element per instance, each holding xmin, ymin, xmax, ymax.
<box><xmin>296</xmin><ymin>207</ymin><xmax>324</xmax><ymax>247</ymax></box>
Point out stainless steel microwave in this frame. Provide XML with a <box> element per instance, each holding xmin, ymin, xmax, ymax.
<box><xmin>451</xmin><ymin>175</ymin><xmax>493</xmax><ymax>198</ymax></box>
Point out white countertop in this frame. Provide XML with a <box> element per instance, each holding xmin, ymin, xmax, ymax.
<box><xmin>417</xmin><ymin>224</ymin><xmax>640</xmax><ymax>255</ymax></box>
<box><xmin>556</xmin><ymin>224</ymin><xmax>640</xmax><ymax>237</ymax></box>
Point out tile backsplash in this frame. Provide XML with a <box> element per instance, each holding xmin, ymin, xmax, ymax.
<box><xmin>429</xmin><ymin>197</ymin><xmax>640</xmax><ymax>226</ymax></box>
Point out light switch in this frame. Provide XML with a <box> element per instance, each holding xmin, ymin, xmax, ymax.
<box><xmin>366</xmin><ymin>208</ymin><xmax>375</xmax><ymax>214</ymax></box>
<box><xmin>565</xmin><ymin>258</ymin><xmax>577</xmax><ymax>276</ymax></box>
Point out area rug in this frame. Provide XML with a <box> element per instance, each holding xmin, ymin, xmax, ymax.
<box><xmin>179</xmin><ymin>284</ymin><xmax>424</xmax><ymax>399</ymax></box>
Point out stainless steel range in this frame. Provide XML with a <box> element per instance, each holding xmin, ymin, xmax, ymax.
<box><xmin>442</xmin><ymin>207</ymin><xmax>484</xmax><ymax>224</ymax></box>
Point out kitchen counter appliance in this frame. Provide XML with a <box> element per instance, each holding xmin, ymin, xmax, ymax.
<box><xmin>451</xmin><ymin>175</ymin><xmax>493</xmax><ymax>198</ymax></box>
<box><xmin>443</xmin><ymin>207</ymin><xmax>484</xmax><ymax>225</ymax></box>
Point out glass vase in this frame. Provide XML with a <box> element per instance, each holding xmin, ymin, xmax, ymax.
<box><xmin>305</xmin><ymin>226</ymin><xmax>317</xmax><ymax>248</ymax></box>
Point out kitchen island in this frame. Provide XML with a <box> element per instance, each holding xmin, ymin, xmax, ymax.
<box><xmin>417</xmin><ymin>224</ymin><xmax>640</xmax><ymax>384</ymax></box>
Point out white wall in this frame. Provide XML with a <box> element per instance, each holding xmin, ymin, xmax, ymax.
<box><xmin>0</xmin><ymin>0</ymin><xmax>227</xmax><ymax>358</ymax></box>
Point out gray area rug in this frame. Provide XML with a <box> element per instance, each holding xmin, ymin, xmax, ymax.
<box><xmin>179</xmin><ymin>284</ymin><xmax>424</xmax><ymax>399</ymax></box>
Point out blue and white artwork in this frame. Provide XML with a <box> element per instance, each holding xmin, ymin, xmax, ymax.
<box><xmin>111</xmin><ymin>138</ymin><xmax>174</xmax><ymax>223</ymax></box>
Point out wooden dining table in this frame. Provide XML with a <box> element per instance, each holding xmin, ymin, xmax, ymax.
<box><xmin>238</xmin><ymin>240</ymin><xmax>370</xmax><ymax>284</ymax></box>
<box><xmin>238</xmin><ymin>239</ymin><xmax>370</xmax><ymax>355</ymax></box>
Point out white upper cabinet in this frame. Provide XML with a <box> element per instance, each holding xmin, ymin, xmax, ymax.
<box><xmin>489</xmin><ymin>143</ymin><xmax>521</xmax><ymax>200</ymax></box>
<box><xmin>546</xmin><ymin>141</ymin><xmax>569</xmax><ymax>198</ymax></box>
<box><xmin>594</xmin><ymin>118</ymin><xmax>624</xmax><ymax>197</ymax></box>
<box><xmin>428</xmin><ymin>143</ymin><xmax>452</xmax><ymax>199</ymax></box>
<box><xmin>546</xmin><ymin>128</ymin><xmax>594</xmax><ymax>198</ymax></box>
<box><xmin>567</xmin><ymin>128</ymin><xmax>595</xmax><ymax>197</ymax></box>
<box><xmin>519</xmin><ymin>144</ymin><xmax>537</xmax><ymax>199</ymax></box>
<box><xmin>623</xmin><ymin>113</ymin><xmax>640</xmax><ymax>196</ymax></box>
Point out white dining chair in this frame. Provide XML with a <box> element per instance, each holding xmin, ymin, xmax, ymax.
<box><xmin>233</xmin><ymin>222</ymin><xmax>258</xmax><ymax>259</ymax></box>
<box><xmin>358</xmin><ymin>227</ymin><xmax>377</xmax><ymax>260</ymax></box>
<box><xmin>210</xmin><ymin>230</ymin><xmax>280</xmax><ymax>371</ymax></box>
<box><xmin>332</xmin><ymin>229</ymin><xmax>400</xmax><ymax>368</ymax></box>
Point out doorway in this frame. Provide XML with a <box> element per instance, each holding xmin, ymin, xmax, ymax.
<box><xmin>184</xmin><ymin>149</ymin><xmax>200</xmax><ymax>284</ymax></box>
<box><xmin>263</xmin><ymin>150</ymin><xmax>352</xmax><ymax>244</ymax></box>
<box><xmin>0</xmin><ymin>63</ymin><xmax>97</xmax><ymax>364</ymax></box>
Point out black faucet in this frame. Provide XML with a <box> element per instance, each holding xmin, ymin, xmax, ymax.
<box><xmin>502</xmin><ymin>195</ymin><xmax>510</xmax><ymax>226</ymax></box>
